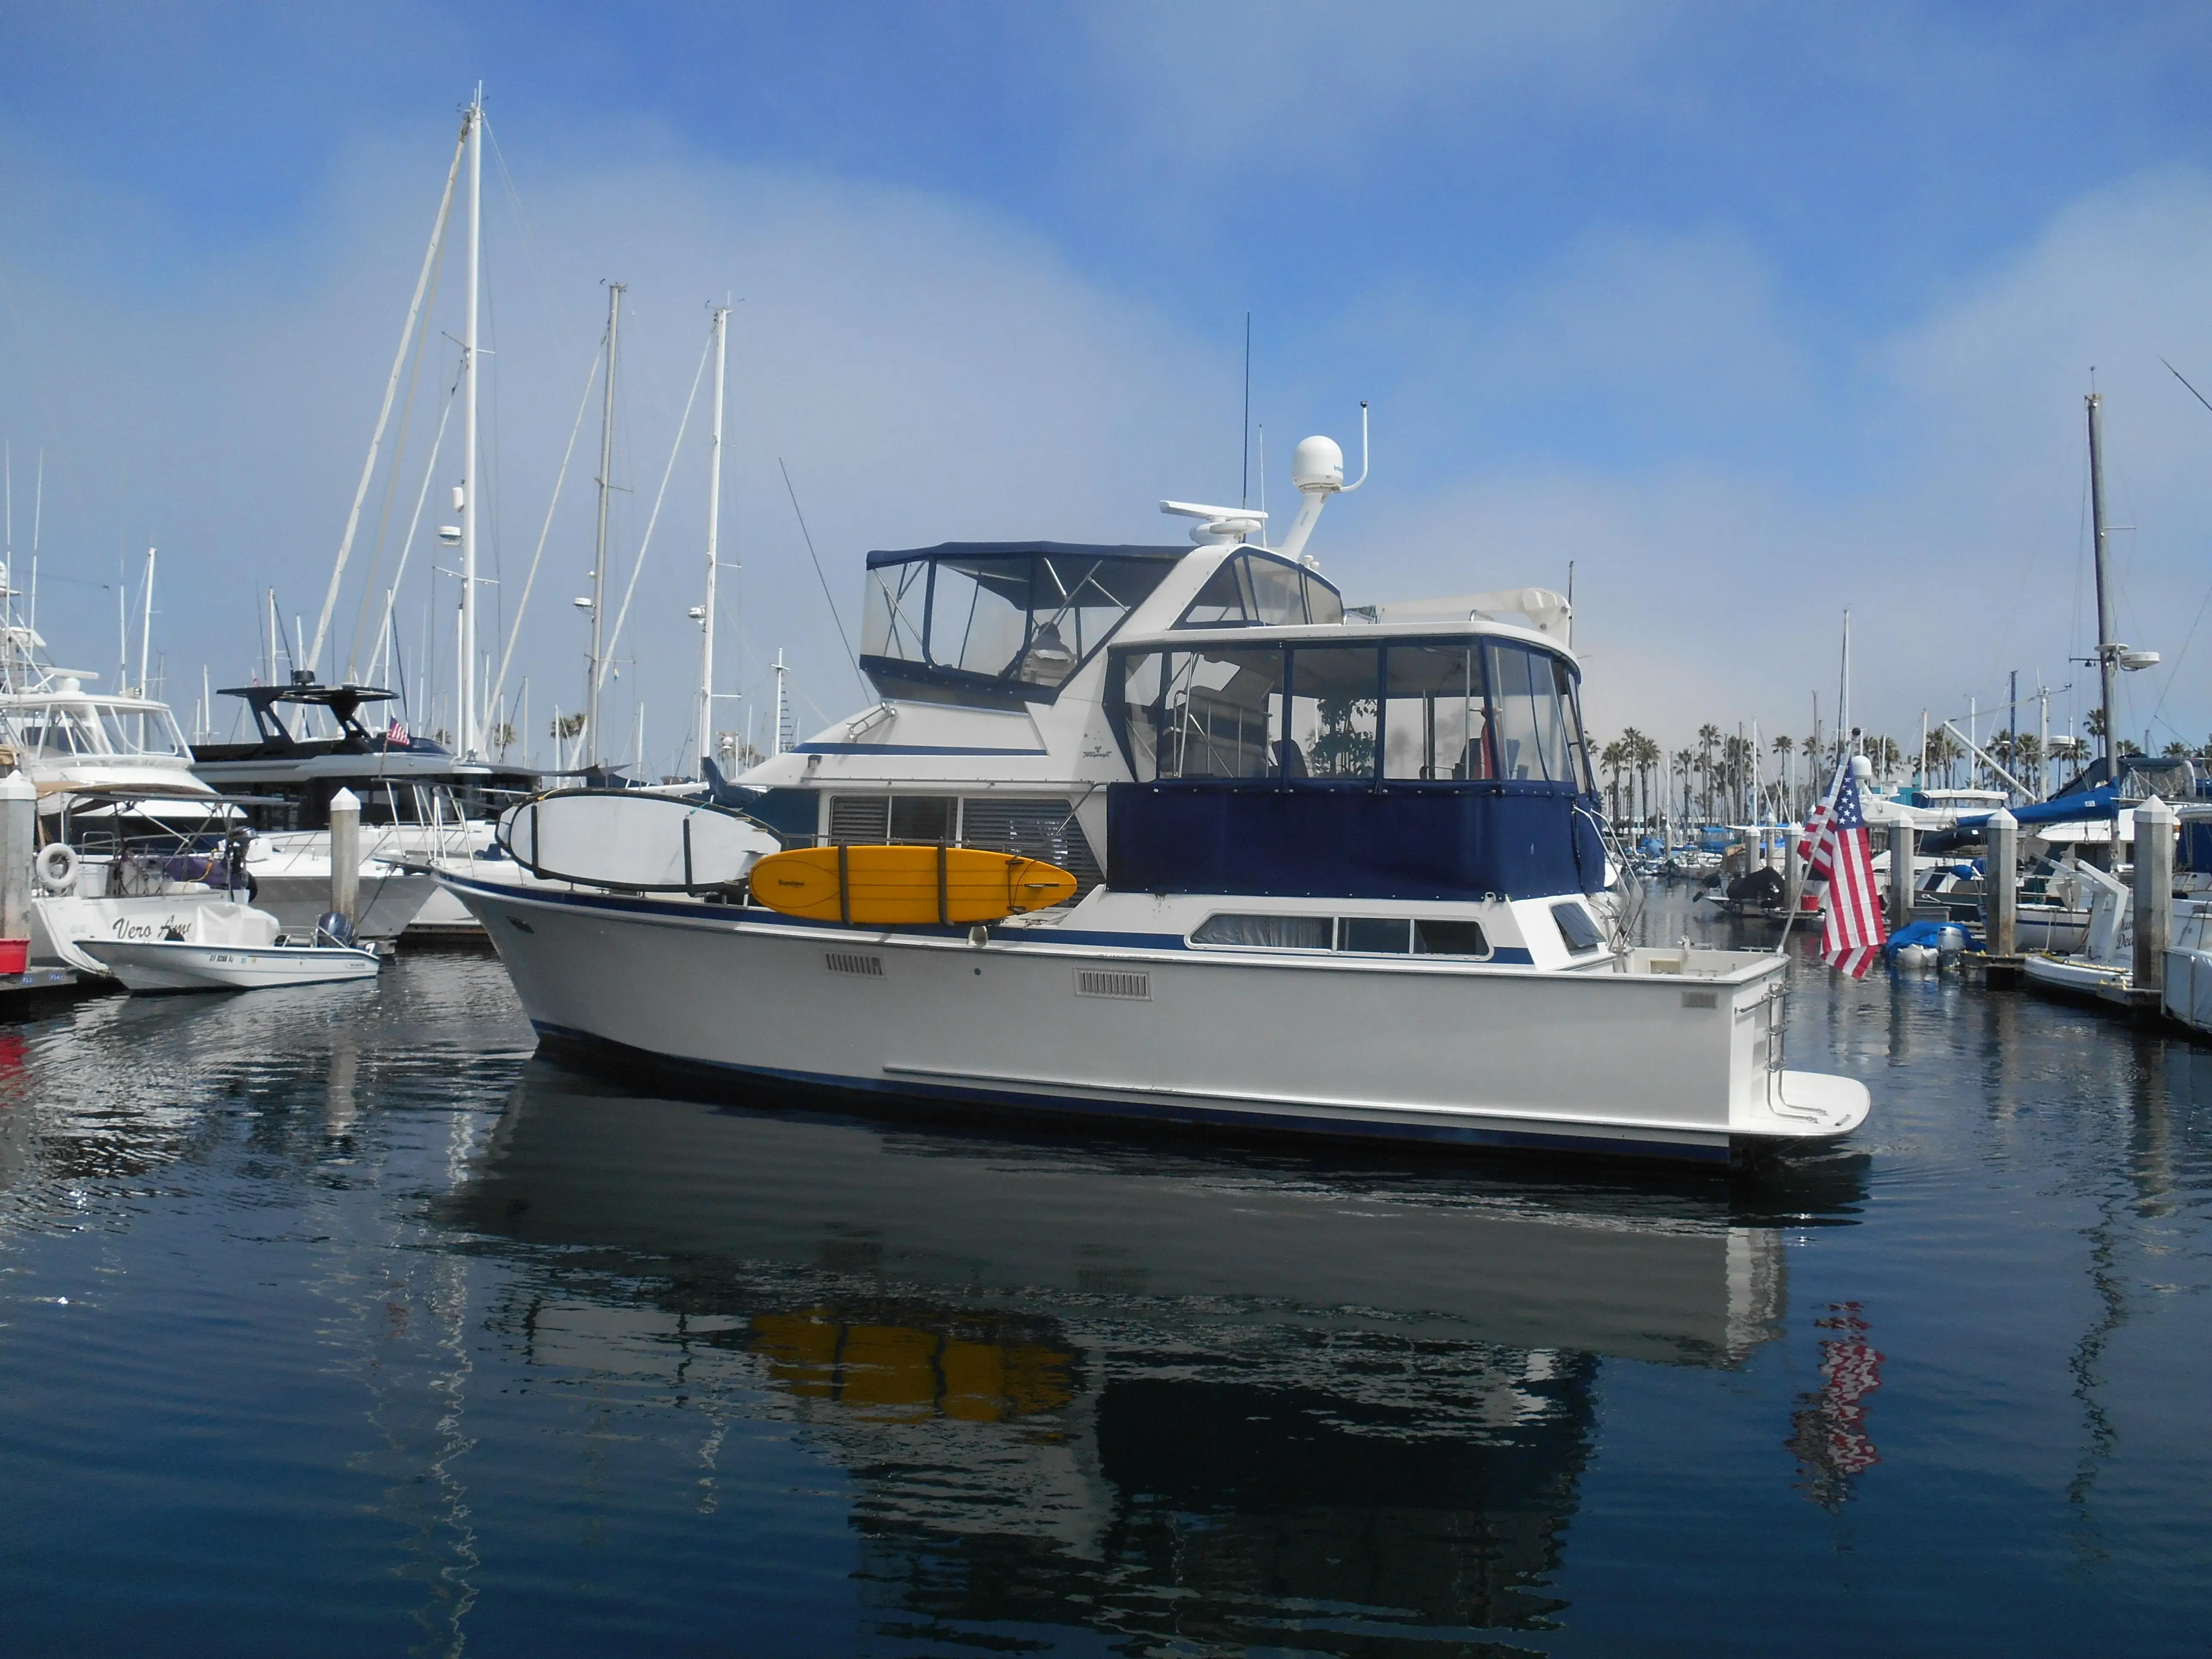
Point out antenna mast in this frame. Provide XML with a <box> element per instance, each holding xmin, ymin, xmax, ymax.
<box><xmin>588</xmin><ymin>282</ymin><xmax>625</xmax><ymax>772</ymax></box>
<box><xmin>697</xmin><ymin>305</ymin><xmax>729</xmax><ymax>778</ymax></box>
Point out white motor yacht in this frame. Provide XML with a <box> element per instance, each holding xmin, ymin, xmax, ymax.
<box><xmin>444</xmin><ymin>430</ymin><xmax>1871</xmax><ymax>1166</ymax></box>
<box><xmin>0</xmin><ymin>627</ymin><xmax>261</xmax><ymax>974</ymax></box>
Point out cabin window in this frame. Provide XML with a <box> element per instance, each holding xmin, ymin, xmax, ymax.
<box><xmin>1486</xmin><ymin>642</ymin><xmax>1580</xmax><ymax>784</ymax></box>
<box><xmin>827</xmin><ymin>794</ymin><xmax>957</xmax><ymax>844</ymax></box>
<box><xmin>1191</xmin><ymin>913</ymin><xmax>1333</xmax><ymax>949</ymax></box>
<box><xmin>1413</xmin><ymin>918</ymin><xmax>1491</xmax><ymax>957</ymax></box>
<box><xmin>1551</xmin><ymin>901</ymin><xmax>1604</xmax><ymax>953</ymax></box>
<box><xmin>1338</xmin><ymin>917</ymin><xmax>1412</xmax><ymax>953</ymax></box>
<box><xmin>1383</xmin><ymin>645</ymin><xmax>1493</xmax><ymax>781</ymax></box>
<box><xmin>1285</xmin><ymin>646</ymin><xmax>1380</xmax><ymax>780</ymax></box>
<box><xmin>1122</xmin><ymin>648</ymin><xmax>1285</xmax><ymax>780</ymax></box>
<box><xmin>890</xmin><ymin>795</ymin><xmax>954</xmax><ymax>843</ymax></box>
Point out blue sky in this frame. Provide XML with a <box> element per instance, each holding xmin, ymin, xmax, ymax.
<box><xmin>5</xmin><ymin>3</ymin><xmax>2212</xmax><ymax>769</ymax></box>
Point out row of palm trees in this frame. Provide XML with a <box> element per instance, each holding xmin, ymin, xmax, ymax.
<box><xmin>1592</xmin><ymin>721</ymin><xmax>2137</xmax><ymax>829</ymax></box>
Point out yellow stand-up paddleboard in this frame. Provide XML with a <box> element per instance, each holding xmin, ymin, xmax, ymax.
<box><xmin>748</xmin><ymin>844</ymin><xmax>1079</xmax><ymax>926</ymax></box>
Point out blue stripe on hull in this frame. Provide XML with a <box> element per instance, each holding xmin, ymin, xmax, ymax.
<box><xmin>528</xmin><ymin>1020</ymin><xmax>1738</xmax><ymax>1167</ymax></box>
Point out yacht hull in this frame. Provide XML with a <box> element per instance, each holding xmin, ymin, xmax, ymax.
<box><xmin>445</xmin><ymin>874</ymin><xmax>1868</xmax><ymax>1166</ymax></box>
<box><xmin>247</xmin><ymin>869</ymin><xmax>438</xmax><ymax>940</ymax></box>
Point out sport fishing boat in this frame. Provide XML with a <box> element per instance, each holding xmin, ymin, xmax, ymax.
<box><xmin>444</xmin><ymin>426</ymin><xmax>1871</xmax><ymax>1164</ymax></box>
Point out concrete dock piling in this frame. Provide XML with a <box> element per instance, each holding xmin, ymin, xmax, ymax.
<box><xmin>329</xmin><ymin>788</ymin><xmax>360</xmax><ymax>927</ymax></box>
<box><xmin>1888</xmin><ymin>821</ymin><xmax>1914</xmax><ymax>930</ymax></box>
<box><xmin>2136</xmin><ymin>795</ymin><xmax>2175</xmax><ymax>1004</ymax></box>
<box><xmin>1987</xmin><ymin>808</ymin><xmax>2019</xmax><ymax>960</ymax></box>
<box><xmin>0</xmin><ymin>769</ymin><xmax>33</xmax><ymax>945</ymax></box>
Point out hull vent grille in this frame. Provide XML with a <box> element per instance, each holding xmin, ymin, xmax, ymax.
<box><xmin>1681</xmin><ymin>988</ymin><xmax>1718</xmax><ymax>1009</ymax></box>
<box><xmin>1077</xmin><ymin>968</ymin><xmax>1150</xmax><ymax>1001</ymax></box>
<box><xmin>826</xmin><ymin>951</ymin><xmax>885</xmax><ymax>978</ymax></box>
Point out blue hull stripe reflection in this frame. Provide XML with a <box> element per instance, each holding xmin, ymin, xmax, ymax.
<box><xmin>530</xmin><ymin>1022</ymin><xmax>1734</xmax><ymax>1164</ymax></box>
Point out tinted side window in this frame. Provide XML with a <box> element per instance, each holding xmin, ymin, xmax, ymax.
<box><xmin>1339</xmin><ymin>917</ymin><xmax>1412</xmax><ymax>953</ymax></box>
<box><xmin>1551</xmin><ymin>902</ymin><xmax>1604</xmax><ymax>953</ymax></box>
<box><xmin>1413</xmin><ymin>919</ymin><xmax>1490</xmax><ymax>957</ymax></box>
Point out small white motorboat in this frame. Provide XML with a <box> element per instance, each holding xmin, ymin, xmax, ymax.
<box><xmin>78</xmin><ymin>902</ymin><xmax>380</xmax><ymax>993</ymax></box>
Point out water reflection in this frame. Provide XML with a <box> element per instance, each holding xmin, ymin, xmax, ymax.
<box><xmin>450</xmin><ymin>1062</ymin><xmax>1861</xmax><ymax>1648</ymax></box>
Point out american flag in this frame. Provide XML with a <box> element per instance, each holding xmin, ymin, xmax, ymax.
<box><xmin>386</xmin><ymin>717</ymin><xmax>409</xmax><ymax>746</ymax></box>
<box><xmin>1803</xmin><ymin>755</ymin><xmax>1887</xmax><ymax>977</ymax></box>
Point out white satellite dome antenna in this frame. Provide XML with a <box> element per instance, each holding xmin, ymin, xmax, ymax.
<box><xmin>1277</xmin><ymin>401</ymin><xmax>1367</xmax><ymax>565</ymax></box>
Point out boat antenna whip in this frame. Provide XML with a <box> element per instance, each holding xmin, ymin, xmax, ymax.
<box><xmin>779</xmin><ymin>459</ymin><xmax>866</xmax><ymax>699</ymax></box>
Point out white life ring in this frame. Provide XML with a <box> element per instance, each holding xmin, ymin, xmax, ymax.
<box><xmin>36</xmin><ymin>843</ymin><xmax>79</xmax><ymax>894</ymax></box>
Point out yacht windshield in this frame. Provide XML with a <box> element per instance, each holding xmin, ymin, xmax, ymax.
<box><xmin>4</xmin><ymin>700</ymin><xmax>187</xmax><ymax>760</ymax></box>
<box><xmin>861</xmin><ymin>547</ymin><xmax>1176</xmax><ymax>698</ymax></box>
<box><xmin>98</xmin><ymin>705</ymin><xmax>189</xmax><ymax>760</ymax></box>
<box><xmin>1173</xmin><ymin>551</ymin><xmax>1344</xmax><ymax>629</ymax></box>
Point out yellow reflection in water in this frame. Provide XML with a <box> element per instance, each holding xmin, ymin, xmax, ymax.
<box><xmin>749</xmin><ymin>1310</ymin><xmax>1073</xmax><ymax>1423</ymax></box>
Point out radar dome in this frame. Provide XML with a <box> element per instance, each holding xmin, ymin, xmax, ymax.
<box><xmin>1292</xmin><ymin>435</ymin><xmax>1344</xmax><ymax>493</ymax></box>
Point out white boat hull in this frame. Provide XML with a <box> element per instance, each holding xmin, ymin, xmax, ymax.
<box><xmin>246</xmin><ymin>868</ymin><xmax>438</xmax><ymax>940</ymax></box>
<box><xmin>2021</xmin><ymin>952</ymin><xmax>2133</xmax><ymax>1003</ymax></box>
<box><xmin>443</xmin><ymin>873</ymin><xmax>1868</xmax><ymax>1166</ymax></box>
<box><xmin>78</xmin><ymin>938</ymin><xmax>381</xmax><ymax>992</ymax></box>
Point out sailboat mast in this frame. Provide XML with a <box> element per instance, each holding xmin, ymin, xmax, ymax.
<box><xmin>2087</xmin><ymin>391</ymin><xmax>2117</xmax><ymax>772</ymax></box>
<box><xmin>459</xmin><ymin>85</ymin><xmax>483</xmax><ymax>760</ymax></box>
<box><xmin>588</xmin><ymin>282</ymin><xmax>624</xmax><ymax>771</ymax></box>
<box><xmin>698</xmin><ymin>305</ymin><xmax>729</xmax><ymax>778</ymax></box>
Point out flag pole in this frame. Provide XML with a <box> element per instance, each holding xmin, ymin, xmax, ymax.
<box><xmin>1775</xmin><ymin>729</ymin><xmax>1856</xmax><ymax>955</ymax></box>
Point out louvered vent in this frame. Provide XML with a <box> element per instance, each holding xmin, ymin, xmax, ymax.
<box><xmin>1681</xmin><ymin>988</ymin><xmax>1718</xmax><ymax>1009</ymax></box>
<box><xmin>1077</xmin><ymin>968</ymin><xmax>1150</xmax><ymax>1001</ymax></box>
<box><xmin>825</xmin><ymin>951</ymin><xmax>885</xmax><ymax>978</ymax></box>
<box><xmin>826</xmin><ymin>795</ymin><xmax>891</xmax><ymax>844</ymax></box>
<box><xmin>962</xmin><ymin>797</ymin><xmax>1104</xmax><ymax>893</ymax></box>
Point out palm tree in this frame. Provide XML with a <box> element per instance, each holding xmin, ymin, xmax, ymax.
<box><xmin>1696</xmin><ymin>723</ymin><xmax>1721</xmax><ymax>821</ymax></box>
<box><xmin>1673</xmin><ymin>748</ymin><xmax>1696</xmax><ymax>823</ymax></box>
<box><xmin>1600</xmin><ymin>738</ymin><xmax>1627</xmax><ymax>823</ymax></box>
<box><xmin>1630</xmin><ymin>730</ymin><xmax>1662</xmax><ymax>825</ymax></box>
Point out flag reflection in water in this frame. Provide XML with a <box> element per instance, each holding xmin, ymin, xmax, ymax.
<box><xmin>1785</xmin><ymin>1301</ymin><xmax>1884</xmax><ymax>1509</ymax></box>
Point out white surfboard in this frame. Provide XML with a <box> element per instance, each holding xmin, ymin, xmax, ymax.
<box><xmin>498</xmin><ymin>791</ymin><xmax>781</xmax><ymax>892</ymax></box>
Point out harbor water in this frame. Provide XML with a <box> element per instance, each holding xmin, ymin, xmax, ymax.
<box><xmin>3</xmin><ymin>887</ymin><xmax>2209</xmax><ymax>1654</ymax></box>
